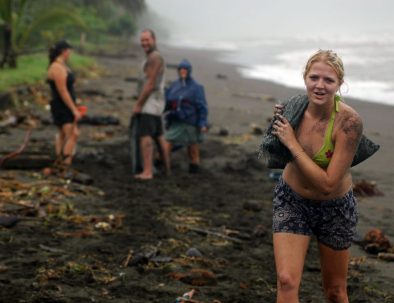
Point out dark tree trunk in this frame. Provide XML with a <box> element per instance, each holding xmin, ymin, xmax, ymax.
<box><xmin>0</xmin><ymin>24</ymin><xmax>17</xmax><ymax>69</ymax></box>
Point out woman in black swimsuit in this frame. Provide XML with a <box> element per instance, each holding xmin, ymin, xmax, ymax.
<box><xmin>47</xmin><ymin>40</ymin><xmax>81</xmax><ymax>166</ymax></box>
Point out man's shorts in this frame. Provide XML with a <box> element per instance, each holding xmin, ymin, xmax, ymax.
<box><xmin>272</xmin><ymin>178</ymin><xmax>358</xmax><ymax>250</ymax></box>
<box><xmin>136</xmin><ymin>113</ymin><xmax>163</xmax><ymax>137</ymax></box>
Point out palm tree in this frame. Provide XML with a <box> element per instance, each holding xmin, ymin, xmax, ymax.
<box><xmin>0</xmin><ymin>0</ymin><xmax>86</xmax><ymax>68</ymax></box>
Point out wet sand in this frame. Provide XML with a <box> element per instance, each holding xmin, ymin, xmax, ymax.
<box><xmin>0</xmin><ymin>43</ymin><xmax>393</xmax><ymax>302</ymax></box>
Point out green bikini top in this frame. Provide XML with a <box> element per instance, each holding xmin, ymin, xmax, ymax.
<box><xmin>312</xmin><ymin>97</ymin><xmax>340</xmax><ymax>168</ymax></box>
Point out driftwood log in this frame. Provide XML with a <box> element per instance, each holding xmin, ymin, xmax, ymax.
<box><xmin>0</xmin><ymin>154</ymin><xmax>52</xmax><ymax>169</ymax></box>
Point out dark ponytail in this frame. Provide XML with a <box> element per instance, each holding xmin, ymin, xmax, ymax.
<box><xmin>48</xmin><ymin>40</ymin><xmax>73</xmax><ymax>67</ymax></box>
<box><xmin>48</xmin><ymin>46</ymin><xmax>61</xmax><ymax>66</ymax></box>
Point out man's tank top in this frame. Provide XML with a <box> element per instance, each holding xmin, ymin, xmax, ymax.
<box><xmin>312</xmin><ymin>97</ymin><xmax>340</xmax><ymax>168</ymax></box>
<box><xmin>138</xmin><ymin>50</ymin><xmax>165</xmax><ymax>116</ymax></box>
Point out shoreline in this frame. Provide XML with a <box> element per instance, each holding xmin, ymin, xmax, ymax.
<box><xmin>162</xmin><ymin>39</ymin><xmax>394</xmax><ymax>107</ymax></box>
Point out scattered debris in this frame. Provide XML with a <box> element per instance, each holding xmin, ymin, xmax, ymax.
<box><xmin>253</xmin><ymin>224</ymin><xmax>267</xmax><ymax>238</ymax></box>
<box><xmin>1</xmin><ymin>153</ymin><xmax>52</xmax><ymax>170</ymax></box>
<box><xmin>174</xmin><ymin>289</ymin><xmax>196</xmax><ymax>303</ymax></box>
<box><xmin>0</xmin><ymin>215</ymin><xmax>19</xmax><ymax>228</ymax></box>
<box><xmin>377</xmin><ymin>252</ymin><xmax>394</xmax><ymax>262</ymax></box>
<box><xmin>55</xmin><ymin>230</ymin><xmax>96</xmax><ymax>238</ymax></box>
<box><xmin>222</xmin><ymin>134</ymin><xmax>254</xmax><ymax>145</ymax></box>
<box><xmin>250</xmin><ymin>123</ymin><xmax>263</xmax><ymax>135</ymax></box>
<box><xmin>186</xmin><ymin>247</ymin><xmax>203</xmax><ymax>257</ymax></box>
<box><xmin>122</xmin><ymin>249</ymin><xmax>134</xmax><ymax>267</ymax></box>
<box><xmin>94</xmin><ymin>221</ymin><xmax>111</xmax><ymax>231</ymax></box>
<box><xmin>0</xmin><ymin>174</ymin><xmax>105</xmax><ymax>236</ymax></box>
<box><xmin>90</xmin><ymin>130</ymin><xmax>115</xmax><ymax>141</ymax></box>
<box><xmin>0</xmin><ymin>264</ymin><xmax>9</xmax><ymax>273</ymax></box>
<box><xmin>39</xmin><ymin>244</ymin><xmax>65</xmax><ymax>254</ymax></box>
<box><xmin>78</xmin><ymin>115</ymin><xmax>120</xmax><ymax>126</ymax></box>
<box><xmin>184</xmin><ymin>225</ymin><xmax>244</xmax><ymax>244</ymax></box>
<box><xmin>218</xmin><ymin>128</ymin><xmax>229</xmax><ymax>137</ymax></box>
<box><xmin>57</xmin><ymin>168</ymin><xmax>94</xmax><ymax>185</ymax></box>
<box><xmin>363</xmin><ymin>228</ymin><xmax>392</xmax><ymax>254</ymax></box>
<box><xmin>150</xmin><ymin>256</ymin><xmax>173</xmax><ymax>264</ymax></box>
<box><xmin>0</xmin><ymin>109</ymin><xmax>47</xmax><ymax>129</ymax></box>
<box><xmin>353</xmin><ymin>180</ymin><xmax>384</xmax><ymax>196</ymax></box>
<box><xmin>122</xmin><ymin>245</ymin><xmax>172</xmax><ymax>267</ymax></box>
<box><xmin>349</xmin><ymin>256</ymin><xmax>367</xmax><ymax>267</ymax></box>
<box><xmin>0</xmin><ymin>115</ymin><xmax>17</xmax><ymax>127</ymax></box>
<box><xmin>169</xmin><ymin>268</ymin><xmax>217</xmax><ymax>286</ymax></box>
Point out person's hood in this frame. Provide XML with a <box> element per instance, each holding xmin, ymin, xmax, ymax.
<box><xmin>178</xmin><ymin>59</ymin><xmax>192</xmax><ymax>77</ymax></box>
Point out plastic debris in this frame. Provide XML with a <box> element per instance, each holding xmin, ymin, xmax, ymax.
<box><xmin>174</xmin><ymin>289</ymin><xmax>195</xmax><ymax>303</ymax></box>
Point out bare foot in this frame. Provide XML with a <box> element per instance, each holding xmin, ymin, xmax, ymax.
<box><xmin>134</xmin><ymin>173</ymin><xmax>153</xmax><ymax>180</ymax></box>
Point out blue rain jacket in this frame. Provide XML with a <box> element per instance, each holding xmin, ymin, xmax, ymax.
<box><xmin>165</xmin><ymin>59</ymin><xmax>208</xmax><ymax>128</ymax></box>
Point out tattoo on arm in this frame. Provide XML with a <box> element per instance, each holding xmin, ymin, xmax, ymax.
<box><xmin>146</xmin><ymin>53</ymin><xmax>163</xmax><ymax>76</ymax></box>
<box><xmin>340</xmin><ymin>113</ymin><xmax>363</xmax><ymax>150</ymax></box>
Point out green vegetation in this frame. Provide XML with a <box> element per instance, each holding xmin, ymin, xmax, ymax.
<box><xmin>0</xmin><ymin>0</ymin><xmax>146</xmax><ymax>91</ymax></box>
<box><xmin>0</xmin><ymin>0</ymin><xmax>146</xmax><ymax>68</ymax></box>
<box><xmin>0</xmin><ymin>53</ymin><xmax>95</xmax><ymax>91</ymax></box>
<box><xmin>0</xmin><ymin>0</ymin><xmax>86</xmax><ymax>68</ymax></box>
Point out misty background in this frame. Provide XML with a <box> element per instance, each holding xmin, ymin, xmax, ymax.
<box><xmin>140</xmin><ymin>0</ymin><xmax>394</xmax><ymax>105</ymax></box>
<box><xmin>143</xmin><ymin>0</ymin><xmax>394</xmax><ymax>42</ymax></box>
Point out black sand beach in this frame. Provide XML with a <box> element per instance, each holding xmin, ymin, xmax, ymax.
<box><xmin>0</xmin><ymin>43</ymin><xmax>393</xmax><ymax>302</ymax></box>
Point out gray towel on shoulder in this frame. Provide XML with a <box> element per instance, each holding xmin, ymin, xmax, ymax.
<box><xmin>258</xmin><ymin>94</ymin><xmax>380</xmax><ymax>168</ymax></box>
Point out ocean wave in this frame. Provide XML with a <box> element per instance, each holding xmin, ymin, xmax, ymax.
<box><xmin>165</xmin><ymin>38</ymin><xmax>239</xmax><ymax>51</ymax></box>
<box><xmin>238</xmin><ymin>64</ymin><xmax>394</xmax><ymax>105</ymax></box>
<box><xmin>163</xmin><ymin>34</ymin><xmax>394</xmax><ymax>106</ymax></box>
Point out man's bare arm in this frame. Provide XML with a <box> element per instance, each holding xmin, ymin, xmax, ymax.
<box><xmin>135</xmin><ymin>53</ymin><xmax>163</xmax><ymax>109</ymax></box>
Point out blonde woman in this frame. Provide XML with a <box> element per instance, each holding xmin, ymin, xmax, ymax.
<box><xmin>271</xmin><ymin>50</ymin><xmax>362</xmax><ymax>303</ymax></box>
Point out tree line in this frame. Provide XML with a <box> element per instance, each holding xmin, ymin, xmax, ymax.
<box><xmin>0</xmin><ymin>0</ymin><xmax>146</xmax><ymax>68</ymax></box>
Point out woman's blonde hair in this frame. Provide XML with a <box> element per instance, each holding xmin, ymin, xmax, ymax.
<box><xmin>303</xmin><ymin>50</ymin><xmax>344</xmax><ymax>83</ymax></box>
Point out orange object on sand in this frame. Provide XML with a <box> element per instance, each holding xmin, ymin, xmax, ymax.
<box><xmin>77</xmin><ymin>105</ymin><xmax>88</xmax><ymax>117</ymax></box>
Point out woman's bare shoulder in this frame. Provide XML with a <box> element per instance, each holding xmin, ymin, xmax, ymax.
<box><xmin>47</xmin><ymin>62</ymin><xmax>66</xmax><ymax>80</ymax></box>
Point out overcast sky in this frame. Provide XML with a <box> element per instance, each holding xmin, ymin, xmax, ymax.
<box><xmin>144</xmin><ymin>0</ymin><xmax>394</xmax><ymax>41</ymax></box>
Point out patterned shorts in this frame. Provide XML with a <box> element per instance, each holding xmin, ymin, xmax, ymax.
<box><xmin>272</xmin><ymin>178</ymin><xmax>358</xmax><ymax>250</ymax></box>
